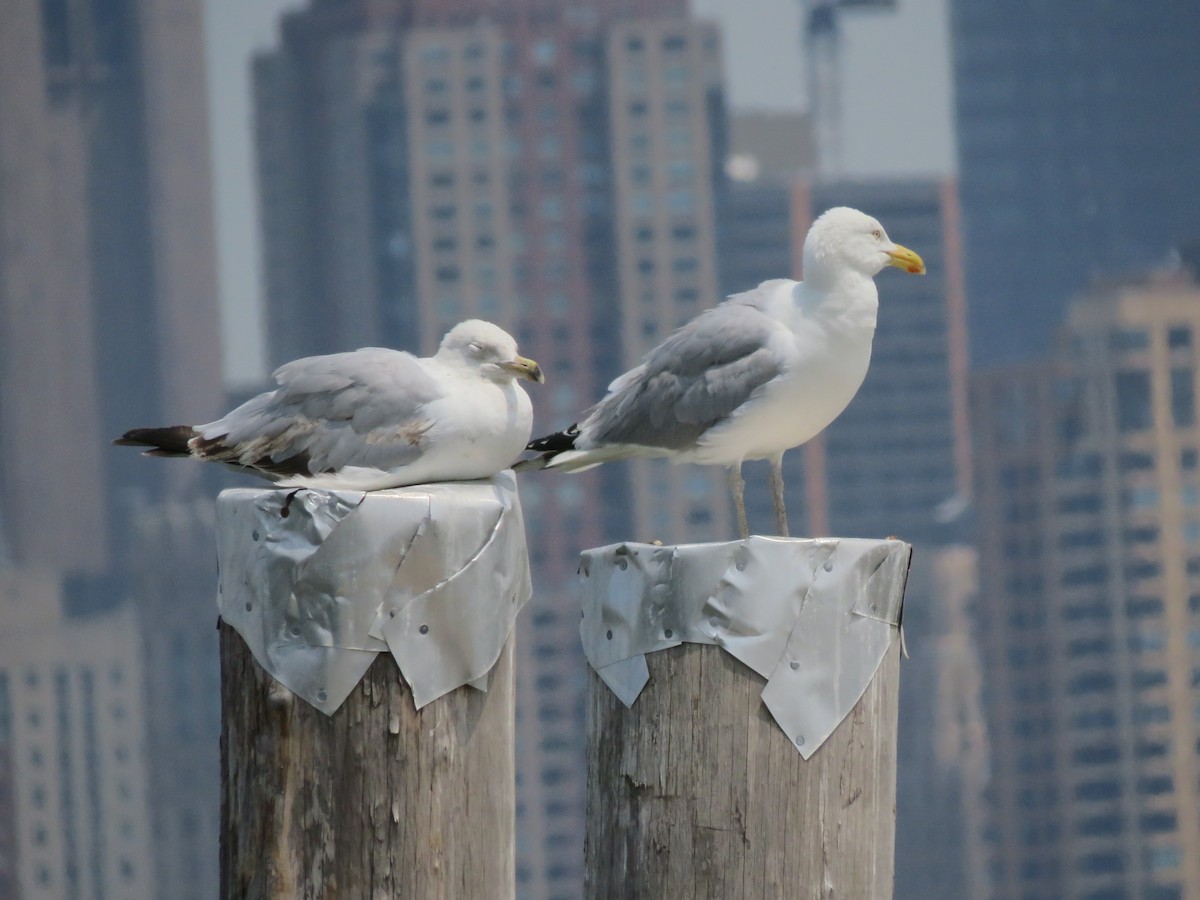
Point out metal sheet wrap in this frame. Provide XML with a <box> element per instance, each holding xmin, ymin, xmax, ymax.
<box><xmin>216</xmin><ymin>472</ymin><xmax>531</xmax><ymax>715</ymax></box>
<box><xmin>579</xmin><ymin>536</ymin><xmax>910</xmax><ymax>759</ymax></box>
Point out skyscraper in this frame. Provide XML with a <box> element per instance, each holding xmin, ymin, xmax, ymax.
<box><xmin>971</xmin><ymin>263</ymin><xmax>1200</xmax><ymax>897</ymax></box>
<box><xmin>949</xmin><ymin>0</ymin><xmax>1200</xmax><ymax>367</ymax></box>
<box><xmin>0</xmin><ymin>4</ymin><xmax>226</xmax><ymax>897</ymax></box>
<box><xmin>0</xmin><ymin>569</ymin><xmax>157</xmax><ymax>899</ymax></box>
<box><xmin>0</xmin><ymin>0</ymin><xmax>223</xmax><ymax>573</ymax></box>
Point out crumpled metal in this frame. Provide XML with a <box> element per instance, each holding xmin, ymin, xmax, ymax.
<box><xmin>215</xmin><ymin>472</ymin><xmax>531</xmax><ymax>715</ymax></box>
<box><xmin>579</xmin><ymin>536</ymin><xmax>910</xmax><ymax>759</ymax></box>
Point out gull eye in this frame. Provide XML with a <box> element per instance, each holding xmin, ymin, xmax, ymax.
<box><xmin>468</xmin><ymin>341</ymin><xmax>485</xmax><ymax>354</ymax></box>
<box><xmin>871</xmin><ymin>229</ymin><xmax>882</xmax><ymax>240</ymax></box>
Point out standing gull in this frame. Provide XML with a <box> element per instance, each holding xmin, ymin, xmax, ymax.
<box><xmin>518</xmin><ymin>206</ymin><xmax>925</xmax><ymax>538</ymax></box>
<box><xmin>116</xmin><ymin>320</ymin><xmax>544</xmax><ymax>491</ymax></box>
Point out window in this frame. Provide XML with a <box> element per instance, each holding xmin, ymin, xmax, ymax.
<box><xmin>1077</xmin><ymin>814</ymin><xmax>1122</xmax><ymax>837</ymax></box>
<box><xmin>1138</xmin><ymin>774</ymin><xmax>1174</xmax><ymax>795</ymax></box>
<box><xmin>1079</xmin><ymin>852</ymin><xmax>1125</xmax><ymax>876</ymax></box>
<box><xmin>531</xmin><ymin>39</ymin><xmax>556</xmax><ymax>66</ymax></box>
<box><xmin>1116</xmin><ymin>370</ymin><xmax>1153</xmax><ymax>432</ymax></box>
<box><xmin>1110</xmin><ymin>329</ymin><xmax>1149</xmax><ymax>351</ymax></box>
<box><xmin>1120</xmin><ymin>451</ymin><xmax>1155</xmax><ymax>471</ymax></box>
<box><xmin>1062</xmin><ymin>565</ymin><xmax>1109</xmax><ymax>587</ymax></box>
<box><xmin>1059</xmin><ymin>494</ymin><xmax>1102</xmax><ymax>514</ymax></box>
<box><xmin>40</xmin><ymin>0</ymin><xmax>72</xmax><ymax>68</ymax></box>
<box><xmin>1072</xmin><ymin>708</ymin><xmax>1116</xmax><ymax>729</ymax></box>
<box><xmin>1068</xmin><ymin>636</ymin><xmax>1112</xmax><ymax>657</ymax></box>
<box><xmin>1128</xmin><ymin>596</ymin><xmax>1164</xmax><ymax>617</ymax></box>
<box><xmin>421</xmin><ymin>43</ymin><xmax>450</xmax><ymax>64</ymax></box>
<box><xmin>1069</xmin><ymin>672</ymin><xmax>1116</xmax><ymax>695</ymax></box>
<box><xmin>1125</xmin><ymin>526</ymin><xmax>1160</xmax><ymax>543</ymax></box>
<box><xmin>1141</xmin><ymin>811</ymin><xmax>1178</xmax><ymax>833</ymax></box>
<box><xmin>1169</xmin><ymin>326</ymin><xmax>1193</xmax><ymax>349</ymax></box>
<box><xmin>1172</xmin><ymin>368</ymin><xmax>1195</xmax><ymax>427</ymax></box>
<box><xmin>1126</xmin><ymin>560</ymin><xmax>1162</xmax><ymax>582</ymax></box>
<box><xmin>1076</xmin><ymin>779</ymin><xmax>1120</xmax><ymax>801</ymax></box>
<box><xmin>1060</xmin><ymin>530</ymin><xmax>1104</xmax><ymax>550</ymax></box>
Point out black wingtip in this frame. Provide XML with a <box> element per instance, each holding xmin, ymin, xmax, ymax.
<box><xmin>526</xmin><ymin>424</ymin><xmax>579</xmax><ymax>454</ymax></box>
<box><xmin>114</xmin><ymin>425</ymin><xmax>197</xmax><ymax>456</ymax></box>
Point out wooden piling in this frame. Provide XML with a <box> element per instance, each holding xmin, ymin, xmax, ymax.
<box><xmin>219</xmin><ymin>623</ymin><xmax>515</xmax><ymax>900</ymax></box>
<box><xmin>585</xmin><ymin>640</ymin><xmax>900</xmax><ymax>900</ymax></box>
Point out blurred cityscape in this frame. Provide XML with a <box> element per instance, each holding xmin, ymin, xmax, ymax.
<box><xmin>0</xmin><ymin>0</ymin><xmax>1198</xmax><ymax>898</ymax></box>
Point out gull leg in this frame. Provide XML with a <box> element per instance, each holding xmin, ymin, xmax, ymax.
<box><xmin>769</xmin><ymin>455</ymin><xmax>789</xmax><ymax>537</ymax></box>
<box><xmin>729</xmin><ymin>463</ymin><xmax>749</xmax><ymax>540</ymax></box>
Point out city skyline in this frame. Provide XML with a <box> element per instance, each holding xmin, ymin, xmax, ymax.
<box><xmin>3</xmin><ymin>0</ymin><xmax>1199</xmax><ymax>897</ymax></box>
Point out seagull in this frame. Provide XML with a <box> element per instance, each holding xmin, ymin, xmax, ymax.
<box><xmin>116</xmin><ymin>320</ymin><xmax>544</xmax><ymax>491</ymax></box>
<box><xmin>517</xmin><ymin>206</ymin><xmax>925</xmax><ymax>539</ymax></box>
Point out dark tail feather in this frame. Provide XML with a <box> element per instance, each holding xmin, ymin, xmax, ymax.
<box><xmin>516</xmin><ymin>424</ymin><xmax>580</xmax><ymax>472</ymax></box>
<box><xmin>526</xmin><ymin>424</ymin><xmax>579</xmax><ymax>454</ymax></box>
<box><xmin>113</xmin><ymin>425</ymin><xmax>198</xmax><ymax>457</ymax></box>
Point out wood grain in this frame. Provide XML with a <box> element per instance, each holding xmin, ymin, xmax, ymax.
<box><xmin>586</xmin><ymin>640</ymin><xmax>900</xmax><ymax>900</ymax></box>
<box><xmin>219</xmin><ymin>622</ymin><xmax>515</xmax><ymax>900</ymax></box>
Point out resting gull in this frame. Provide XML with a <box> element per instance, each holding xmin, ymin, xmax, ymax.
<box><xmin>116</xmin><ymin>320</ymin><xmax>544</xmax><ymax>491</ymax></box>
<box><xmin>518</xmin><ymin>206</ymin><xmax>924</xmax><ymax>538</ymax></box>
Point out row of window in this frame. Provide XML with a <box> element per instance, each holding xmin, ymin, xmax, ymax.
<box><xmin>1109</xmin><ymin>324</ymin><xmax>1193</xmax><ymax>353</ymax></box>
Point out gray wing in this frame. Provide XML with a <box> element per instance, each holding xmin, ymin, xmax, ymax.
<box><xmin>197</xmin><ymin>348</ymin><xmax>446</xmax><ymax>475</ymax></box>
<box><xmin>584</xmin><ymin>300</ymin><xmax>785</xmax><ymax>451</ymax></box>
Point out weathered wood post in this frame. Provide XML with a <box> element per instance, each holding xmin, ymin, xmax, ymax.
<box><xmin>214</xmin><ymin>475</ymin><xmax>530</xmax><ymax>899</ymax></box>
<box><xmin>581</xmin><ymin>537</ymin><xmax>910</xmax><ymax>900</ymax></box>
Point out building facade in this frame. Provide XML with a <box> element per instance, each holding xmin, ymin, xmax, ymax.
<box><xmin>0</xmin><ymin>570</ymin><xmax>157</xmax><ymax>899</ymax></box>
<box><xmin>971</xmin><ymin>267</ymin><xmax>1200</xmax><ymax>897</ymax></box>
<box><xmin>0</xmin><ymin>2</ymin><xmax>226</xmax><ymax>896</ymax></box>
<box><xmin>949</xmin><ymin>0</ymin><xmax>1200</xmax><ymax>368</ymax></box>
<box><xmin>0</xmin><ymin>0</ymin><xmax>223</xmax><ymax>570</ymax></box>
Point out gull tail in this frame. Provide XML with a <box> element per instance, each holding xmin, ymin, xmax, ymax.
<box><xmin>113</xmin><ymin>425</ymin><xmax>197</xmax><ymax>457</ymax></box>
<box><xmin>516</xmin><ymin>424</ymin><xmax>650</xmax><ymax>474</ymax></box>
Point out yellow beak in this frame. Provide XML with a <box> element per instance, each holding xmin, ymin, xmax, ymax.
<box><xmin>500</xmin><ymin>355</ymin><xmax>545</xmax><ymax>383</ymax></box>
<box><xmin>886</xmin><ymin>244</ymin><xmax>926</xmax><ymax>275</ymax></box>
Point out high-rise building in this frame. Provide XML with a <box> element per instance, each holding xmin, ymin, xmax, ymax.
<box><xmin>949</xmin><ymin>0</ymin><xmax>1200</xmax><ymax>367</ymax></box>
<box><xmin>0</xmin><ymin>3</ymin><xmax>227</xmax><ymax>896</ymax></box>
<box><xmin>893</xmin><ymin>544</ymin><xmax>991</xmax><ymax>900</ymax></box>
<box><xmin>0</xmin><ymin>0</ymin><xmax>223</xmax><ymax>573</ymax></box>
<box><xmin>0</xmin><ymin>569</ymin><xmax>157</xmax><ymax>898</ymax></box>
<box><xmin>971</xmin><ymin>264</ymin><xmax>1200</xmax><ymax>897</ymax></box>
<box><xmin>129</xmin><ymin>499</ymin><xmax>222</xmax><ymax>900</ymax></box>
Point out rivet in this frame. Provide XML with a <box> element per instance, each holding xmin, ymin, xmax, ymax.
<box><xmin>618</xmin><ymin>559</ymin><xmax>628</xmax><ymax>570</ymax></box>
<box><xmin>736</xmin><ymin>560</ymin><xmax>746</xmax><ymax>571</ymax></box>
<box><xmin>606</xmin><ymin>629</ymin><xmax>613</xmax><ymax>640</ymax></box>
<box><xmin>823</xmin><ymin>560</ymin><xmax>833</xmax><ymax>572</ymax></box>
<box><xmin>251</xmin><ymin>529</ymin><xmax>260</xmax><ymax>542</ymax></box>
<box><xmin>708</xmin><ymin>616</ymin><xmax>719</xmax><ymax>628</ymax></box>
<box><xmin>317</xmin><ymin>690</ymin><xmax>328</xmax><ymax>702</ymax></box>
<box><xmin>291</xmin><ymin>626</ymin><xmax>301</xmax><ymax>637</ymax></box>
<box><xmin>244</xmin><ymin>602</ymin><xmax>252</xmax><ymax>612</ymax></box>
<box><xmin>664</xmin><ymin>629</ymin><xmax>673</xmax><ymax>639</ymax></box>
<box><xmin>389</xmin><ymin>609</ymin><xmax>397</xmax><ymax>618</ymax></box>
<box><xmin>789</xmin><ymin>660</ymin><xmax>800</xmax><ymax>671</ymax></box>
<box><xmin>419</xmin><ymin>624</ymin><xmax>429</xmax><ymax>635</ymax></box>
<box><xmin>795</xmin><ymin>735</ymin><xmax>805</xmax><ymax>747</ymax></box>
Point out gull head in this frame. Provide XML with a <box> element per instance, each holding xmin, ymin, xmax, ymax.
<box><xmin>803</xmin><ymin>206</ymin><xmax>926</xmax><ymax>280</ymax></box>
<box><xmin>438</xmin><ymin>319</ymin><xmax>545</xmax><ymax>384</ymax></box>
